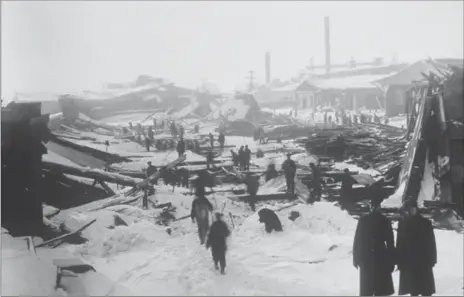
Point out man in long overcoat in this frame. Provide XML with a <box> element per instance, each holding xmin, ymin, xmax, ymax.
<box><xmin>396</xmin><ymin>199</ymin><xmax>437</xmax><ymax>296</ymax></box>
<box><xmin>353</xmin><ymin>198</ymin><xmax>395</xmax><ymax>296</ymax></box>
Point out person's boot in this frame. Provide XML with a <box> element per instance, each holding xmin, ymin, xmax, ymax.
<box><xmin>214</xmin><ymin>262</ymin><xmax>219</xmax><ymax>270</ymax></box>
<box><xmin>220</xmin><ymin>267</ymin><xmax>225</xmax><ymax>275</ymax></box>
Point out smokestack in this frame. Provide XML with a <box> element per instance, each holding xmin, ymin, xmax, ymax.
<box><xmin>265</xmin><ymin>52</ymin><xmax>271</xmax><ymax>84</ymax></box>
<box><xmin>324</xmin><ymin>16</ymin><xmax>331</xmax><ymax>74</ymax></box>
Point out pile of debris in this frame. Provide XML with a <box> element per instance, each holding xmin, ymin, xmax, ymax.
<box><xmin>295</xmin><ymin>125</ymin><xmax>407</xmax><ymax>173</ymax></box>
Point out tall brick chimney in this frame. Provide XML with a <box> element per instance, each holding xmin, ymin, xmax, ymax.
<box><xmin>324</xmin><ymin>16</ymin><xmax>331</xmax><ymax>74</ymax></box>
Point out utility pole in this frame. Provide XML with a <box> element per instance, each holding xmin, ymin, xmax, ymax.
<box><xmin>246</xmin><ymin>70</ymin><xmax>255</xmax><ymax>92</ymax></box>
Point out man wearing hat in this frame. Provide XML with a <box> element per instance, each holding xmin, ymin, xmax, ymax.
<box><xmin>282</xmin><ymin>153</ymin><xmax>297</xmax><ymax>194</ymax></box>
<box><xmin>396</xmin><ymin>199</ymin><xmax>437</xmax><ymax>296</ymax></box>
<box><xmin>206</xmin><ymin>212</ymin><xmax>231</xmax><ymax>275</ymax></box>
<box><xmin>353</xmin><ymin>197</ymin><xmax>395</xmax><ymax>296</ymax></box>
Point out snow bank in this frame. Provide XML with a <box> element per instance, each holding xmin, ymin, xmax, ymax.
<box><xmin>235</xmin><ymin>202</ymin><xmax>356</xmax><ymax>244</ymax></box>
<box><xmin>62</xmin><ymin>210</ymin><xmax>129</xmax><ymax>241</ymax></box>
<box><xmin>333</xmin><ymin>161</ymin><xmax>381</xmax><ymax>176</ymax></box>
<box><xmin>288</xmin><ymin>202</ymin><xmax>357</xmax><ymax>236</ymax></box>
<box><xmin>258</xmin><ymin>175</ymin><xmax>309</xmax><ymax>199</ymax></box>
<box><xmin>74</xmin><ymin>221</ymin><xmax>170</xmax><ymax>257</ymax></box>
<box><xmin>210</xmin><ymin>96</ymin><xmax>252</xmax><ymax>121</ymax></box>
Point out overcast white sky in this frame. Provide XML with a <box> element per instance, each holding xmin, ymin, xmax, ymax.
<box><xmin>1</xmin><ymin>1</ymin><xmax>463</xmax><ymax>98</ymax></box>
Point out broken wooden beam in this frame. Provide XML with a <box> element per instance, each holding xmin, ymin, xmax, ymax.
<box><xmin>98</xmin><ymin>180</ymin><xmax>116</xmax><ymax>196</ymax></box>
<box><xmin>236</xmin><ymin>193</ymin><xmax>297</xmax><ymax>202</ymax></box>
<box><xmin>42</xmin><ymin>161</ymin><xmax>141</xmax><ymax>187</ymax></box>
<box><xmin>125</xmin><ymin>154</ymin><xmax>187</xmax><ymax>196</ymax></box>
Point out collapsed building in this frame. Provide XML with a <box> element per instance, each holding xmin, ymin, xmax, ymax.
<box><xmin>383</xmin><ymin>62</ymin><xmax>464</xmax><ymax>216</ymax></box>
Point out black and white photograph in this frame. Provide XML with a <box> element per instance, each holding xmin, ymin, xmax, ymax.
<box><xmin>1</xmin><ymin>1</ymin><xmax>463</xmax><ymax>295</ymax></box>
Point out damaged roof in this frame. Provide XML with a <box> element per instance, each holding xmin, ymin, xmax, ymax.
<box><xmin>305</xmin><ymin>74</ymin><xmax>393</xmax><ymax>91</ymax></box>
<box><xmin>373</xmin><ymin>59</ymin><xmax>453</xmax><ymax>87</ymax></box>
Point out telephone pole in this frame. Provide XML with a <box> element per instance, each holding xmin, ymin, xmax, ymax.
<box><xmin>246</xmin><ymin>70</ymin><xmax>255</xmax><ymax>92</ymax></box>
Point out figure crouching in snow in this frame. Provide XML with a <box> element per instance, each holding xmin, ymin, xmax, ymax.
<box><xmin>258</xmin><ymin>208</ymin><xmax>283</xmax><ymax>233</ymax></box>
<box><xmin>191</xmin><ymin>188</ymin><xmax>214</xmax><ymax>245</ymax></box>
<box><xmin>206</xmin><ymin>212</ymin><xmax>231</xmax><ymax>275</ymax></box>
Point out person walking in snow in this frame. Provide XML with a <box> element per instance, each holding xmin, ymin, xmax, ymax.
<box><xmin>191</xmin><ymin>188</ymin><xmax>214</xmax><ymax>245</ymax></box>
<box><xmin>206</xmin><ymin>148</ymin><xmax>215</xmax><ymax>169</ymax></box>
<box><xmin>218</xmin><ymin>131</ymin><xmax>225</xmax><ymax>149</ymax></box>
<box><xmin>230</xmin><ymin>149</ymin><xmax>239</xmax><ymax>167</ymax></box>
<box><xmin>244</xmin><ymin>174</ymin><xmax>260</xmax><ymax>211</ymax></box>
<box><xmin>353</xmin><ymin>198</ymin><xmax>395</xmax><ymax>296</ymax></box>
<box><xmin>170</xmin><ymin>121</ymin><xmax>178</xmax><ymax>137</ymax></box>
<box><xmin>206</xmin><ymin>212</ymin><xmax>231</xmax><ymax>275</ymax></box>
<box><xmin>209</xmin><ymin>132</ymin><xmax>215</xmax><ymax>148</ymax></box>
<box><xmin>244</xmin><ymin>145</ymin><xmax>251</xmax><ymax>171</ymax></box>
<box><xmin>238</xmin><ymin>146</ymin><xmax>245</xmax><ymax>170</ymax></box>
<box><xmin>144</xmin><ymin>137</ymin><xmax>151</xmax><ymax>152</ymax></box>
<box><xmin>179</xmin><ymin>125</ymin><xmax>185</xmax><ymax>139</ymax></box>
<box><xmin>282</xmin><ymin>153</ymin><xmax>297</xmax><ymax>194</ymax></box>
<box><xmin>396</xmin><ymin>199</ymin><xmax>437</xmax><ymax>296</ymax></box>
<box><xmin>177</xmin><ymin>137</ymin><xmax>185</xmax><ymax>158</ymax></box>
<box><xmin>339</xmin><ymin>168</ymin><xmax>356</xmax><ymax>209</ymax></box>
<box><xmin>309</xmin><ymin>162</ymin><xmax>322</xmax><ymax>202</ymax></box>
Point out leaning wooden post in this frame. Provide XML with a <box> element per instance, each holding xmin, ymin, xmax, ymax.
<box><xmin>143</xmin><ymin>189</ymin><xmax>148</xmax><ymax>209</ymax></box>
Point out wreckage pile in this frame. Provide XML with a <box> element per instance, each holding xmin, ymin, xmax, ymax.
<box><xmin>296</xmin><ymin>124</ymin><xmax>407</xmax><ymax>173</ymax></box>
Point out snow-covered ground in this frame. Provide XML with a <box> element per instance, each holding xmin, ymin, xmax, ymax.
<box><xmin>40</xmin><ymin>111</ymin><xmax>461</xmax><ymax>296</ymax></box>
<box><xmin>58</xmin><ymin>194</ymin><xmax>463</xmax><ymax>296</ymax></box>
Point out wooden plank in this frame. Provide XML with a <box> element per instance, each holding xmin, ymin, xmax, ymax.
<box><xmin>125</xmin><ymin>154</ymin><xmax>187</xmax><ymax>196</ymax></box>
<box><xmin>42</xmin><ymin>161</ymin><xmax>141</xmax><ymax>187</ymax></box>
<box><xmin>35</xmin><ymin>219</ymin><xmax>97</xmax><ymax>248</ymax></box>
<box><xmin>98</xmin><ymin>180</ymin><xmax>116</xmax><ymax>196</ymax></box>
<box><xmin>237</xmin><ymin>193</ymin><xmax>296</xmax><ymax>202</ymax></box>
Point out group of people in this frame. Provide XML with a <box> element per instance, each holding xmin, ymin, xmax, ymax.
<box><xmin>281</xmin><ymin>154</ymin><xmax>323</xmax><ymax>201</ymax></box>
<box><xmin>353</xmin><ymin>198</ymin><xmax>437</xmax><ymax>296</ymax></box>
<box><xmin>189</xmin><ymin>181</ymin><xmax>284</xmax><ymax>275</ymax></box>
<box><xmin>231</xmin><ymin>145</ymin><xmax>252</xmax><ymax>171</ymax></box>
<box><xmin>208</xmin><ymin>131</ymin><xmax>226</xmax><ymax>149</ymax></box>
<box><xmin>318</xmin><ymin>110</ymin><xmax>389</xmax><ymax>126</ymax></box>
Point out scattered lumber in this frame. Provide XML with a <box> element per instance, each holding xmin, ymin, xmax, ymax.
<box><xmin>42</xmin><ymin>161</ymin><xmax>141</xmax><ymax>187</ymax></box>
<box><xmin>124</xmin><ymin>154</ymin><xmax>187</xmax><ymax>196</ymax></box>
<box><xmin>236</xmin><ymin>193</ymin><xmax>297</xmax><ymax>202</ymax></box>
<box><xmin>35</xmin><ymin>218</ymin><xmax>97</xmax><ymax>248</ymax></box>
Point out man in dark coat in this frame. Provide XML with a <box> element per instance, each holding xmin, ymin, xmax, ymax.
<box><xmin>264</xmin><ymin>163</ymin><xmax>278</xmax><ymax>182</ymax></box>
<box><xmin>209</xmin><ymin>132</ymin><xmax>214</xmax><ymax>148</ymax></box>
<box><xmin>206</xmin><ymin>212</ymin><xmax>231</xmax><ymax>274</ymax></box>
<box><xmin>147</xmin><ymin>126</ymin><xmax>154</xmax><ymax>141</ymax></box>
<box><xmin>230</xmin><ymin>149</ymin><xmax>239</xmax><ymax>167</ymax></box>
<box><xmin>244</xmin><ymin>174</ymin><xmax>260</xmax><ymax>211</ymax></box>
<box><xmin>339</xmin><ymin>168</ymin><xmax>356</xmax><ymax>209</ymax></box>
<box><xmin>282</xmin><ymin>154</ymin><xmax>297</xmax><ymax>194</ymax></box>
<box><xmin>146</xmin><ymin>161</ymin><xmax>158</xmax><ymax>187</ymax></box>
<box><xmin>170</xmin><ymin>122</ymin><xmax>178</xmax><ymax>137</ymax></box>
<box><xmin>206</xmin><ymin>149</ymin><xmax>215</xmax><ymax>169</ymax></box>
<box><xmin>218</xmin><ymin>132</ymin><xmax>225</xmax><ymax>149</ymax></box>
<box><xmin>176</xmin><ymin>168</ymin><xmax>190</xmax><ymax>188</ymax></box>
<box><xmin>258</xmin><ymin>208</ymin><xmax>283</xmax><ymax>233</ymax></box>
<box><xmin>309</xmin><ymin>162</ymin><xmax>322</xmax><ymax>202</ymax></box>
<box><xmin>238</xmin><ymin>146</ymin><xmax>245</xmax><ymax>170</ymax></box>
<box><xmin>396</xmin><ymin>199</ymin><xmax>437</xmax><ymax>296</ymax></box>
<box><xmin>353</xmin><ymin>198</ymin><xmax>395</xmax><ymax>296</ymax></box>
<box><xmin>191</xmin><ymin>191</ymin><xmax>214</xmax><ymax>245</ymax></box>
<box><xmin>144</xmin><ymin>137</ymin><xmax>151</xmax><ymax>152</ymax></box>
<box><xmin>177</xmin><ymin>138</ymin><xmax>185</xmax><ymax>157</ymax></box>
<box><xmin>179</xmin><ymin>125</ymin><xmax>185</xmax><ymax>138</ymax></box>
<box><xmin>244</xmin><ymin>145</ymin><xmax>252</xmax><ymax>171</ymax></box>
